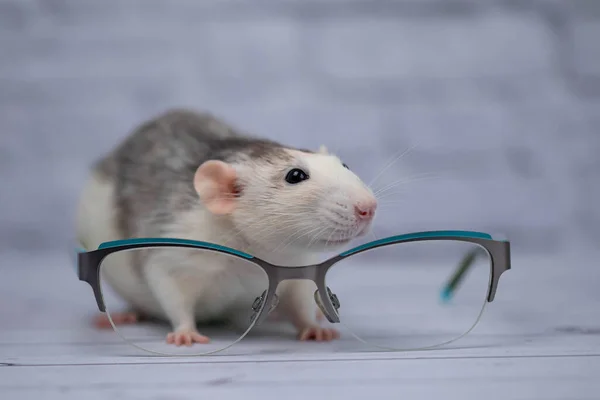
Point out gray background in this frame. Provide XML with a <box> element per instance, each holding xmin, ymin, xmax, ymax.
<box><xmin>1</xmin><ymin>0</ymin><xmax>598</xmax><ymax>257</ymax></box>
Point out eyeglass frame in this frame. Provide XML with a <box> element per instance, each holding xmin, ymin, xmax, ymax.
<box><xmin>75</xmin><ymin>230</ymin><xmax>511</xmax><ymax>330</ymax></box>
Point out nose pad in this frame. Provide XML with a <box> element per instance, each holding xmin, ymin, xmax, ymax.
<box><xmin>314</xmin><ymin>287</ymin><xmax>341</xmax><ymax>323</ymax></box>
<box><xmin>251</xmin><ymin>290</ymin><xmax>266</xmax><ymax>313</ymax></box>
<box><xmin>250</xmin><ymin>291</ymin><xmax>279</xmax><ymax>323</ymax></box>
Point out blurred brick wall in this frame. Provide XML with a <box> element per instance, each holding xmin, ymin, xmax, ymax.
<box><xmin>0</xmin><ymin>0</ymin><xmax>598</xmax><ymax>255</ymax></box>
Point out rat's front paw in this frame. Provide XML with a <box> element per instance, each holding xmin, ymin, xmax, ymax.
<box><xmin>297</xmin><ymin>325</ymin><xmax>340</xmax><ymax>342</ymax></box>
<box><xmin>166</xmin><ymin>328</ymin><xmax>210</xmax><ymax>346</ymax></box>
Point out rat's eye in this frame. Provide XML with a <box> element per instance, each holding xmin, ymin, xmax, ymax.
<box><xmin>285</xmin><ymin>168</ymin><xmax>309</xmax><ymax>184</ymax></box>
<box><xmin>342</xmin><ymin>163</ymin><xmax>350</xmax><ymax>170</ymax></box>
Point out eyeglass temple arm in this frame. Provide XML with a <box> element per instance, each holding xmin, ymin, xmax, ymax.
<box><xmin>440</xmin><ymin>247</ymin><xmax>484</xmax><ymax>303</ymax></box>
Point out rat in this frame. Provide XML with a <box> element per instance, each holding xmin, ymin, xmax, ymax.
<box><xmin>75</xmin><ymin>109</ymin><xmax>378</xmax><ymax>346</ymax></box>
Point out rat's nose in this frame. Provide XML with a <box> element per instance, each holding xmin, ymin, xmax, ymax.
<box><xmin>354</xmin><ymin>200</ymin><xmax>377</xmax><ymax>220</ymax></box>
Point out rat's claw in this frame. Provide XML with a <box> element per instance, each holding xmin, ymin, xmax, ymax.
<box><xmin>297</xmin><ymin>326</ymin><xmax>340</xmax><ymax>342</ymax></box>
<box><xmin>166</xmin><ymin>330</ymin><xmax>210</xmax><ymax>346</ymax></box>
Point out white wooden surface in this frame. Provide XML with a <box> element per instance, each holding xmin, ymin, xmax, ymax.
<box><xmin>1</xmin><ymin>250</ymin><xmax>599</xmax><ymax>400</ymax></box>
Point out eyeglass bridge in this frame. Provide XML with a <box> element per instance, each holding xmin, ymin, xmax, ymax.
<box><xmin>250</xmin><ymin>287</ymin><xmax>339</xmax><ymax>323</ymax></box>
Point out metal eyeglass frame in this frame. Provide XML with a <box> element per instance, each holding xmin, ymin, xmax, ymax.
<box><xmin>75</xmin><ymin>230</ymin><xmax>510</xmax><ymax>349</ymax></box>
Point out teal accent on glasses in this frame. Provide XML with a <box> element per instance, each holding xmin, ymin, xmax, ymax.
<box><xmin>339</xmin><ymin>230</ymin><xmax>493</xmax><ymax>257</ymax></box>
<box><xmin>97</xmin><ymin>237</ymin><xmax>254</xmax><ymax>259</ymax></box>
<box><xmin>440</xmin><ymin>287</ymin><xmax>453</xmax><ymax>303</ymax></box>
<box><xmin>439</xmin><ymin>246</ymin><xmax>482</xmax><ymax>303</ymax></box>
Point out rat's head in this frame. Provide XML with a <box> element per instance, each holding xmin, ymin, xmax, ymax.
<box><xmin>193</xmin><ymin>140</ymin><xmax>377</xmax><ymax>253</ymax></box>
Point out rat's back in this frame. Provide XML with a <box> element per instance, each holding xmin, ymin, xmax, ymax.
<box><xmin>82</xmin><ymin>109</ymin><xmax>241</xmax><ymax>244</ymax></box>
<box><xmin>75</xmin><ymin>109</ymin><xmax>246</xmax><ymax>317</ymax></box>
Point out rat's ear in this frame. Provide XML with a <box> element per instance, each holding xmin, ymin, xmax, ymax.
<box><xmin>194</xmin><ymin>160</ymin><xmax>238</xmax><ymax>215</ymax></box>
<box><xmin>318</xmin><ymin>144</ymin><xmax>328</xmax><ymax>154</ymax></box>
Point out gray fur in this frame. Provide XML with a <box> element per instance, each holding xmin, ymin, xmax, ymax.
<box><xmin>94</xmin><ymin>109</ymin><xmax>297</xmax><ymax>242</ymax></box>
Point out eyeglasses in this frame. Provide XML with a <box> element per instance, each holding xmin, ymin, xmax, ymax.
<box><xmin>75</xmin><ymin>230</ymin><xmax>510</xmax><ymax>356</ymax></box>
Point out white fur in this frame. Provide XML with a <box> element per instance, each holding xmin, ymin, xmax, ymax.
<box><xmin>76</xmin><ymin>172</ymin><xmax>162</xmax><ymax>317</ymax></box>
<box><xmin>227</xmin><ymin>149</ymin><xmax>377</xmax><ymax>254</ymax></box>
<box><xmin>75</xmin><ymin>148</ymin><xmax>377</xmax><ymax>335</ymax></box>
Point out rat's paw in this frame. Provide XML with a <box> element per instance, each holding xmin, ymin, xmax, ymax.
<box><xmin>297</xmin><ymin>326</ymin><xmax>340</xmax><ymax>342</ymax></box>
<box><xmin>166</xmin><ymin>329</ymin><xmax>210</xmax><ymax>346</ymax></box>
<box><xmin>93</xmin><ymin>312</ymin><xmax>138</xmax><ymax>329</ymax></box>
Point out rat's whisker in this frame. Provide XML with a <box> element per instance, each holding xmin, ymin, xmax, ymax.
<box><xmin>377</xmin><ymin>200</ymin><xmax>408</xmax><ymax>206</ymax></box>
<box><xmin>307</xmin><ymin>225</ymin><xmax>331</xmax><ymax>248</ymax></box>
<box><xmin>375</xmin><ymin>171</ymin><xmax>438</xmax><ymax>188</ymax></box>
<box><xmin>377</xmin><ymin>188</ymin><xmax>409</xmax><ymax>203</ymax></box>
<box><xmin>375</xmin><ymin>192</ymin><xmax>412</xmax><ymax>202</ymax></box>
<box><xmin>374</xmin><ymin>174</ymin><xmax>439</xmax><ymax>199</ymax></box>
<box><xmin>367</xmin><ymin>144</ymin><xmax>419</xmax><ymax>189</ymax></box>
<box><xmin>229</xmin><ymin>217</ymin><xmax>297</xmax><ymax>242</ymax></box>
<box><xmin>219</xmin><ymin>216</ymin><xmax>282</xmax><ymax>240</ymax></box>
<box><xmin>323</xmin><ymin>227</ymin><xmax>340</xmax><ymax>246</ymax></box>
<box><xmin>274</xmin><ymin>225</ymin><xmax>325</xmax><ymax>253</ymax></box>
<box><xmin>306</xmin><ymin>225</ymin><xmax>329</xmax><ymax>247</ymax></box>
<box><xmin>218</xmin><ymin>215</ymin><xmax>301</xmax><ymax>247</ymax></box>
<box><xmin>271</xmin><ymin>223</ymin><xmax>318</xmax><ymax>247</ymax></box>
<box><xmin>373</xmin><ymin>172</ymin><xmax>438</xmax><ymax>195</ymax></box>
<box><xmin>241</xmin><ymin>216</ymin><xmax>312</xmax><ymax>245</ymax></box>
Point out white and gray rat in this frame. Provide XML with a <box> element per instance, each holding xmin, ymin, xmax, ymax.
<box><xmin>76</xmin><ymin>109</ymin><xmax>378</xmax><ymax>346</ymax></box>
